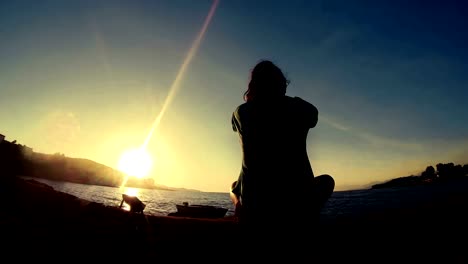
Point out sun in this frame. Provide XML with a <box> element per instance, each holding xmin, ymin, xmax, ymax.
<box><xmin>118</xmin><ymin>148</ymin><xmax>152</xmax><ymax>178</ymax></box>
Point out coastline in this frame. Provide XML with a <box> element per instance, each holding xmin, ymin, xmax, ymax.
<box><xmin>1</xmin><ymin>175</ymin><xmax>467</xmax><ymax>262</ymax></box>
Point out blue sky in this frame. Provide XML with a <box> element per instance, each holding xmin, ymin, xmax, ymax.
<box><xmin>1</xmin><ymin>0</ymin><xmax>467</xmax><ymax>191</ymax></box>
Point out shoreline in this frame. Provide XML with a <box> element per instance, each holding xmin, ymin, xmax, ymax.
<box><xmin>1</xmin><ymin>175</ymin><xmax>467</xmax><ymax>261</ymax></box>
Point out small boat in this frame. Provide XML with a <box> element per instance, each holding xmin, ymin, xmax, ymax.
<box><xmin>169</xmin><ymin>202</ymin><xmax>228</xmax><ymax>219</ymax></box>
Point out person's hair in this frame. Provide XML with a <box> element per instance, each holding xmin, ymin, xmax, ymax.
<box><xmin>244</xmin><ymin>60</ymin><xmax>289</xmax><ymax>102</ymax></box>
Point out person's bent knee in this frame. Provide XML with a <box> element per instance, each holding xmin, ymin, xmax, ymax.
<box><xmin>230</xmin><ymin>181</ymin><xmax>241</xmax><ymax>205</ymax></box>
<box><xmin>230</xmin><ymin>181</ymin><xmax>238</xmax><ymax>192</ymax></box>
<box><xmin>316</xmin><ymin>174</ymin><xmax>335</xmax><ymax>190</ymax></box>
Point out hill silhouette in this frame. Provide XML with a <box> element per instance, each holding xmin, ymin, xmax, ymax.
<box><xmin>372</xmin><ymin>162</ymin><xmax>468</xmax><ymax>189</ymax></box>
<box><xmin>0</xmin><ymin>134</ymin><xmax>177</xmax><ymax>191</ymax></box>
<box><xmin>25</xmin><ymin>152</ymin><xmax>178</xmax><ymax>191</ymax></box>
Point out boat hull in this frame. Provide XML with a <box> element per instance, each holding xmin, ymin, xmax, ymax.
<box><xmin>169</xmin><ymin>204</ymin><xmax>228</xmax><ymax>219</ymax></box>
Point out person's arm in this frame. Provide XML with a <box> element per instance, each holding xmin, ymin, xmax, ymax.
<box><xmin>295</xmin><ymin>97</ymin><xmax>318</xmax><ymax>128</ymax></box>
<box><xmin>231</xmin><ymin>112</ymin><xmax>238</xmax><ymax>132</ymax></box>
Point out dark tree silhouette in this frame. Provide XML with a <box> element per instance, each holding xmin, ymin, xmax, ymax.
<box><xmin>374</xmin><ymin>162</ymin><xmax>468</xmax><ymax>189</ymax></box>
<box><xmin>454</xmin><ymin>164</ymin><xmax>464</xmax><ymax>178</ymax></box>
<box><xmin>436</xmin><ymin>162</ymin><xmax>465</xmax><ymax>180</ymax></box>
<box><xmin>421</xmin><ymin>166</ymin><xmax>436</xmax><ymax>179</ymax></box>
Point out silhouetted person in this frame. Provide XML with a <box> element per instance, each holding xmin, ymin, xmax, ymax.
<box><xmin>120</xmin><ymin>194</ymin><xmax>146</xmax><ymax>214</ymax></box>
<box><xmin>230</xmin><ymin>60</ymin><xmax>334</xmax><ymax>251</ymax></box>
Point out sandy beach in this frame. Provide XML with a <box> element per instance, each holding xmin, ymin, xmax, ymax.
<box><xmin>1</xmin><ymin>176</ymin><xmax>467</xmax><ymax>262</ymax></box>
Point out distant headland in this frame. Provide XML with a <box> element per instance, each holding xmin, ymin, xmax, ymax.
<box><xmin>0</xmin><ymin>133</ymin><xmax>192</xmax><ymax>191</ymax></box>
<box><xmin>2</xmin><ymin>133</ymin><xmax>467</xmax><ymax>192</ymax></box>
<box><xmin>372</xmin><ymin>162</ymin><xmax>468</xmax><ymax>189</ymax></box>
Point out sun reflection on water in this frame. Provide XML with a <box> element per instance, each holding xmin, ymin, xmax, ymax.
<box><xmin>123</xmin><ymin>187</ymin><xmax>139</xmax><ymax>197</ymax></box>
<box><xmin>119</xmin><ymin>186</ymin><xmax>140</xmax><ymax>211</ymax></box>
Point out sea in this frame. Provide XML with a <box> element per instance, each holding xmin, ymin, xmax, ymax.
<box><xmin>23</xmin><ymin>176</ymin><xmax>468</xmax><ymax>220</ymax></box>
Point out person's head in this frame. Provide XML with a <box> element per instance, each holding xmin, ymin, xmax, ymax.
<box><xmin>244</xmin><ymin>60</ymin><xmax>289</xmax><ymax>102</ymax></box>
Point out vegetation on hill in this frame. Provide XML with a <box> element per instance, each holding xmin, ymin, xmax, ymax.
<box><xmin>0</xmin><ymin>136</ymin><xmax>174</xmax><ymax>190</ymax></box>
<box><xmin>372</xmin><ymin>162</ymin><xmax>468</xmax><ymax>189</ymax></box>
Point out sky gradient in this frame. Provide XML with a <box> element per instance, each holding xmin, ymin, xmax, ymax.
<box><xmin>1</xmin><ymin>0</ymin><xmax>467</xmax><ymax>192</ymax></box>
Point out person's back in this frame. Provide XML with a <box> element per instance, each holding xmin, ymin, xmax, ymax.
<box><xmin>232</xmin><ymin>96</ymin><xmax>317</xmax><ymax>212</ymax></box>
<box><xmin>230</xmin><ymin>61</ymin><xmax>334</xmax><ymax>239</ymax></box>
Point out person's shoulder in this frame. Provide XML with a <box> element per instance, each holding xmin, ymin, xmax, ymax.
<box><xmin>284</xmin><ymin>96</ymin><xmax>311</xmax><ymax>107</ymax></box>
<box><xmin>233</xmin><ymin>102</ymin><xmax>251</xmax><ymax>115</ymax></box>
<box><xmin>287</xmin><ymin>96</ymin><xmax>318</xmax><ymax>113</ymax></box>
<box><xmin>288</xmin><ymin>96</ymin><xmax>311</xmax><ymax>105</ymax></box>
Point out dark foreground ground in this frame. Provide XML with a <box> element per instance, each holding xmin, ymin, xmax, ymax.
<box><xmin>1</xmin><ymin>175</ymin><xmax>467</xmax><ymax>262</ymax></box>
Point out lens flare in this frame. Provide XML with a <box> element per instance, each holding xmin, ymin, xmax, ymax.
<box><xmin>118</xmin><ymin>0</ymin><xmax>219</xmax><ymax>188</ymax></box>
<box><xmin>142</xmin><ymin>0</ymin><xmax>219</xmax><ymax>150</ymax></box>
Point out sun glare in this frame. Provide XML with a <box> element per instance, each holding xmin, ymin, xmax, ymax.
<box><xmin>118</xmin><ymin>148</ymin><xmax>152</xmax><ymax>178</ymax></box>
<box><xmin>122</xmin><ymin>187</ymin><xmax>139</xmax><ymax>197</ymax></box>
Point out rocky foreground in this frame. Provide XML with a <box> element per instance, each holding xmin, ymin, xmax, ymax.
<box><xmin>1</xmin><ymin>176</ymin><xmax>467</xmax><ymax>262</ymax></box>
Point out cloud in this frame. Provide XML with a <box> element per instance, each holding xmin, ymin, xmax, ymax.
<box><xmin>320</xmin><ymin>115</ymin><xmax>350</xmax><ymax>131</ymax></box>
<box><xmin>358</xmin><ymin>132</ymin><xmax>424</xmax><ymax>151</ymax></box>
<box><xmin>320</xmin><ymin>114</ymin><xmax>423</xmax><ymax>152</ymax></box>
